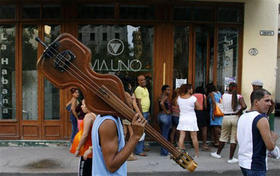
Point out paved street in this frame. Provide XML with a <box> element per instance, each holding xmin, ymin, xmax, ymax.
<box><xmin>0</xmin><ymin>117</ymin><xmax>279</xmax><ymax>176</ymax></box>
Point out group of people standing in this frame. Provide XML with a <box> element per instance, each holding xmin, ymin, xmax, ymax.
<box><xmin>157</xmin><ymin>82</ymin><xmax>235</xmax><ymax>159</ymax></box>
<box><xmin>65</xmin><ymin>77</ymin><xmax>279</xmax><ymax>176</ymax></box>
<box><xmin>157</xmin><ymin>80</ymin><xmax>279</xmax><ymax>176</ymax></box>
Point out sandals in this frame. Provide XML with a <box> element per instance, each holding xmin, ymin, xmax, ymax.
<box><xmin>202</xmin><ymin>145</ymin><xmax>210</xmax><ymax>151</ymax></box>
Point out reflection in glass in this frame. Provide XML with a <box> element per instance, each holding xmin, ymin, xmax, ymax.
<box><xmin>173</xmin><ymin>7</ymin><xmax>191</xmax><ymax>21</ymax></box>
<box><xmin>193</xmin><ymin>7</ymin><xmax>214</xmax><ymax>21</ymax></box>
<box><xmin>194</xmin><ymin>25</ymin><xmax>214</xmax><ymax>88</ymax></box>
<box><xmin>217</xmin><ymin>28</ymin><xmax>239</xmax><ymax>92</ymax></box>
<box><xmin>78</xmin><ymin>24</ymin><xmax>154</xmax><ymax>89</ymax></box>
<box><xmin>120</xmin><ymin>5</ymin><xmax>155</xmax><ymax>20</ymax></box>
<box><xmin>173</xmin><ymin>26</ymin><xmax>189</xmax><ymax>89</ymax></box>
<box><xmin>78</xmin><ymin>4</ymin><xmax>114</xmax><ymax>19</ymax></box>
<box><xmin>44</xmin><ymin>25</ymin><xmax>60</xmax><ymax>120</ymax></box>
<box><xmin>218</xmin><ymin>7</ymin><xmax>242</xmax><ymax>23</ymax></box>
<box><xmin>42</xmin><ymin>5</ymin><xmax>61</xmax><ymax>19</ymax></box>
<box><xmin>0</xmin><ymin>6</ymin><xmax>15</xmax><ymax>19</ymax></box>
<box><xmin>194</xmin><ymin>27</ymin><xmax>208</xmax><ymax>89</ymax></box>
<box><xmin>22</xmin><ymin>25</ymin><xmax>38</xmax><ymax>120</ymax></box>
<box><xmin>0</xmin><ymin>25</ymin><xmax>16</xmax><ymax>120</ymax></box>
<box><xmin>22</xmin><ymin>5</ymin><xmax>40</xmax><ymax>19</ymax></box>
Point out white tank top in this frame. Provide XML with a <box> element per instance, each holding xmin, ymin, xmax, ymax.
<box><xmin>222</xmin><ymin>92</ymin><xmax>242</xmax><ymax>114</ymax></box>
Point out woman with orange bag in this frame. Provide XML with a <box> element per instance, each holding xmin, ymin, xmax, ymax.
<box><xmin>70</xmin><ymin>99</ymin><xmax>96</xmax><ymax>176</ymax></box>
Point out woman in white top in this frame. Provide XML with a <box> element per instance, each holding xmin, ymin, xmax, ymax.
<box><xmin>177</xmin><ymin>84</ymin><xmax>201</xmax><ymax>158</ymax></box>
<box><xmin>210</xmin><ymin>82</ymin><xmax>247</xmax><ymax>163</ymax></box>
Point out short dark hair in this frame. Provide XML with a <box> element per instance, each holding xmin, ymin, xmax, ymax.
<box><xmin>179</xmin><ymin>84</ymin><xmax>192</xmax><ymax>95</ymax></box>
<box><xmin>70</xmin><ymin>88</ymin><xmax>78</xmax><ymax>94</ymax></box>
<box><xmin>195</xmin><ymin>86</ymin><xmax>205</xmax><ymax>94</ymax></box>
<box><xmin>161</xmin><ymin>85</ymin><xmax>170</xmax><ymax>92</ymax></box>
<box><xmin>250</xmin><ymin>88</ymin><xmax>271</xmax><ymax>105</ymax></box>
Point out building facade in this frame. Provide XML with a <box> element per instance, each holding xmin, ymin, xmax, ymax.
<box><xmin>0</xmin><ymin>0</ymin><xmax>278</xmax><ymax>140</ymax></box>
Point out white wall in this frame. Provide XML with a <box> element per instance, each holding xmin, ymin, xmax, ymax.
<box><xmin>195</xmin><ymin>0</ymin><xmax>279</xmax><ymax>106</ymax></box>
<box><xmin>241</xmin><ymin>0</ymin><xmax>278</xmax><ymax>106</ymax></box>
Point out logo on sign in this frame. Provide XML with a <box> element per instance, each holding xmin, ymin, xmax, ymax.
<box><xmin>107</xmin><ymin>39</ymin><xmax>124</xmax><ymax>56</ymax></box>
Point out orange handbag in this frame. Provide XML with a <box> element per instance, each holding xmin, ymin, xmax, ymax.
<box><xmin>213</xmin><ymin>102</ymin><xmax>224</xmax><ymax>117</ymax></box>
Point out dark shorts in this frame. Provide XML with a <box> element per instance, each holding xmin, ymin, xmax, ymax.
<box><xmin>78</xmin><ymin>157</ymin><xmax>92</xmax><ymax>176</ymax></box>
<box><xmin>195</xmin><ymin>110</ymin><xmax>209</xmax><ymax>128</ymax></box>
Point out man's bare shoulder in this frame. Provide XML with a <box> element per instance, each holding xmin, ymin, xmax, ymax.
<box><xmin>99</xmin><ymin>119</ymin><xmax>117</xmax><ymax>137</ymax></box>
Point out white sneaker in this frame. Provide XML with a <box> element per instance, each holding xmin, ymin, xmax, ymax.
<box><xmin>210</xmin><ymin>152</ymin><xmax>221</xmax><ymax>159</ymax></box>
<box><xmin>227</xmin><ymin>157</ymin><xmax>238</xmax><ymax>164</ymax></box>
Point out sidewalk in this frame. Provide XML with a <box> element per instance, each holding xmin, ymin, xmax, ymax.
<box><xmin>0</xmin><ymin>142</ymin><xmax>279</xmax><ymax>176</ymax></box>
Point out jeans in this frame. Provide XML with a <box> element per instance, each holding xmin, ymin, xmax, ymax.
<box><xmin>70</xmin><ymin>114</ymin><xmax>78</xmax><ymax>143</ymax></box>
<box><xmin>241</xmin><ymin>167</ymin><xmax>266</xmax><ymax>176</ymax></box>
<box><xmin>135</xmin><ymin>112</ymin><xmax>150</xmax><ymax>154</ymax></box>
<box><xmin>158</xmin><ymin>113</ymin><xmax>172</xmax><ymax>156</ymax></box>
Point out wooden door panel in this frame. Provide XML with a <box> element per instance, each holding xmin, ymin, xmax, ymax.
<box><xmin>23</xmin><ymin>125</ymin><xmax>39</xmax><ymax>137</ymax></box>
<box><xmin>0</xmin><ymin>124</ymin><xmax>18</xmax><ymax>136</ymax></box>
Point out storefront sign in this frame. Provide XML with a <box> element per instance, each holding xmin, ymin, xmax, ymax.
<box><xmin>92</xmin><ymin>59</ymin><xmax>142</xmax><ymax>72</ymax></box>
<box><xmin>92</xmin><ymin>38</ymin><xmax>143</xmax><ymax>72</ymax></box>
<box><xmin>107</xmin><ymin>39</ymin><xmax>124</xmax><ymax>56</ymax></box>
<box><xmin>0</xmin><ymin>32</ymin><xmax>11</xmax><ymax>119</ymax></box>
<box><xmin>260</xmin><ymin>30</ymin><xmax>274</xmax><ymax>36</ymax></box>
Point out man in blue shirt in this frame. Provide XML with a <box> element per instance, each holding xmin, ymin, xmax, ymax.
<box><xmin>91</xmin><ymin>113</ymin><xmax>146</xmax><ymax>176</ymax></box>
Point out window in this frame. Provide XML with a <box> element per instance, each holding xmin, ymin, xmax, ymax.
<box><xmin>217</xmin><ymin>7</ymin><xmax>242</xmax><ymax>23</ymax></box>
<box><xmin>0</xmin><ymin>5</ymin><xmax>15</xmax><ymax>19</ymax></box>
<box><xmin>22</xmin><ymin>25</ymin><xmax>38</xmax><ymax>120</ymax></box>
<box><xmin>173</xmin><ymin>26</ymin><xmax>189</xmax><ymax>88</ymax></box>
<box><xmin>78</xmin><ymin>25</ymin><xmax>154</xmax><ymax>89</ymax></box>
<box><xmin>120</xmin><ymin>5</ymin><xmax>155</xmax><ymax>20</ymax></box>
<box><xmin>115</xmin><ymin>33</ymin><xmax>120</xmax><ymax>39</ymax></box>
<box><xmin>42</xmin><ymin>4</ymin><xmax>61</xmax><ymax>19</ymax></box>
<box><xmin>90</xmin><ymin>33</ymin><xmax>95</xmax><ymax>41</ymax></box>
<box><xmin>78</xmin><ymin>33</ymin><xmax>82</xmax><ymax>40</ymax></box>
<box><xmin>216</xmin><ymin>28</ymin><xmax>239</xmax><ymax>91</ymax></box>
<box><xmin>44</xmin><ymin>24</ymin><xmax>61</xmax><ymax>120</ymax></box>
<box><xmin>102</xmin><ymin>33</ymin><xmax>107</xmax><ymax>41</ymax></box>
<box><xmin>22</xmin><ymin>5</ymin><xmax>40</xmax><ymax>19</ymax></box>
<box><xmin>78</xmin><ymin>4</ymin><xmax>114</xmax><ymax>19</ymax></box>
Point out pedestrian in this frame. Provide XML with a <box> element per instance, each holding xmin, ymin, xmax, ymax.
<box><xmin>66</xmin><ymin>87</ymin><xmax>80</xmax><ymax>143</ymax></box>
<box><xmin>170</xmin><ymin>88</ymin><xmax>180</xmax><ymax>146</ymax></box>
<box><xmin>206</xmin><ymin>83</ymin><xmax>223</xmax><ymax>147</ymax></box>
<box><xmin>251</xmin><ymin>80</ymin><xmax>275</xmax><ymax>116</ymax></box>
<box><xmin>70</xmin><ymin>99</ymin><xmax>96</xmax><ymax>176</ymax></box>
<box><xmin>210</xmin><ymin>82</ymin><xmax>247</xmax><ymax>163</ymax></box>
<box><xmin>177</xmin><ymin>84</ymin><xmax>201</xmax><ymax>158</ymax></box>
<box><xmin>91</xmin><ymin>113</ymin><xmax>147</xmax><ymax>175</ymax></box>
<box><xmin>237</xmin><ymin>88</ymin><xmax>279</xmax><ymax>176</ymax></box>
<box><xmin>158</xmin><ymin>85</ymin><xmax>172</xmax><ymax>156</ymax></box>
<box><xmin>251</xmin><ymin>80</ymin><xmax>263</xmax><ymax>91</ymax></box>
<box><xmin>134</xmin><ymin>74</ymin><xmax>150</xmax><ymax>156</ymax></box>
<box><xmin>121</xmin><ymin>77</ymin><xmax>143</xmax><ymax>161</ymax></box>
<box><xmin>193</xmin><ymin>86</ymin><xmax>209</xmax><ymax>151</ymax></box>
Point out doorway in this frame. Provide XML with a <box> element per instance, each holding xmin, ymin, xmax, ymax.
<box><xmin>173</xmin><ymin>25</ymin><xmax>214</xmax><ymax>91</ymax></box>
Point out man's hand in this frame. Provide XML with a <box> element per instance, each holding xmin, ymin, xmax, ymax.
<box><xmin>83</xmin><ymin>148</ymin><xmax>92</xmax><ymax>160</ymax></box>
<box><xmin>131</xmin><ymin>113</ymin><xmax>147</xmax><ymax>141</ymax></box>
<box><xmin>74</xmin><ymin>150</ymin><xmax>80</xmax><ymax>157</ymax></box>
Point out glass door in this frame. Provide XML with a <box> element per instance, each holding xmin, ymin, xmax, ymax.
<box><xmin>193</xmin><ymin>25</ymin><xmax>214</xmax><ymax>90</ymax></box>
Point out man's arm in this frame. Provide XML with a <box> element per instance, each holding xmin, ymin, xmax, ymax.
<box><xmin>257</xmin><ymin>118</ymin><xmax>278</xmax><ymax>151</ymax></box>
<box><xmin>99</xmin><ymin>114</ymin><xmax>146</xmax><ymax>173</ymax></box>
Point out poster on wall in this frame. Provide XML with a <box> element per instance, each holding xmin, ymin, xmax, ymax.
<box><xmin>224</xmin><ymin>77</ymin><xmax>236</xmax><ymax>91</ymax></box>
<box><xmin>175</xmin><ymin>79</ymin><xmax>187</xmax><ymax>88</ymax></box>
